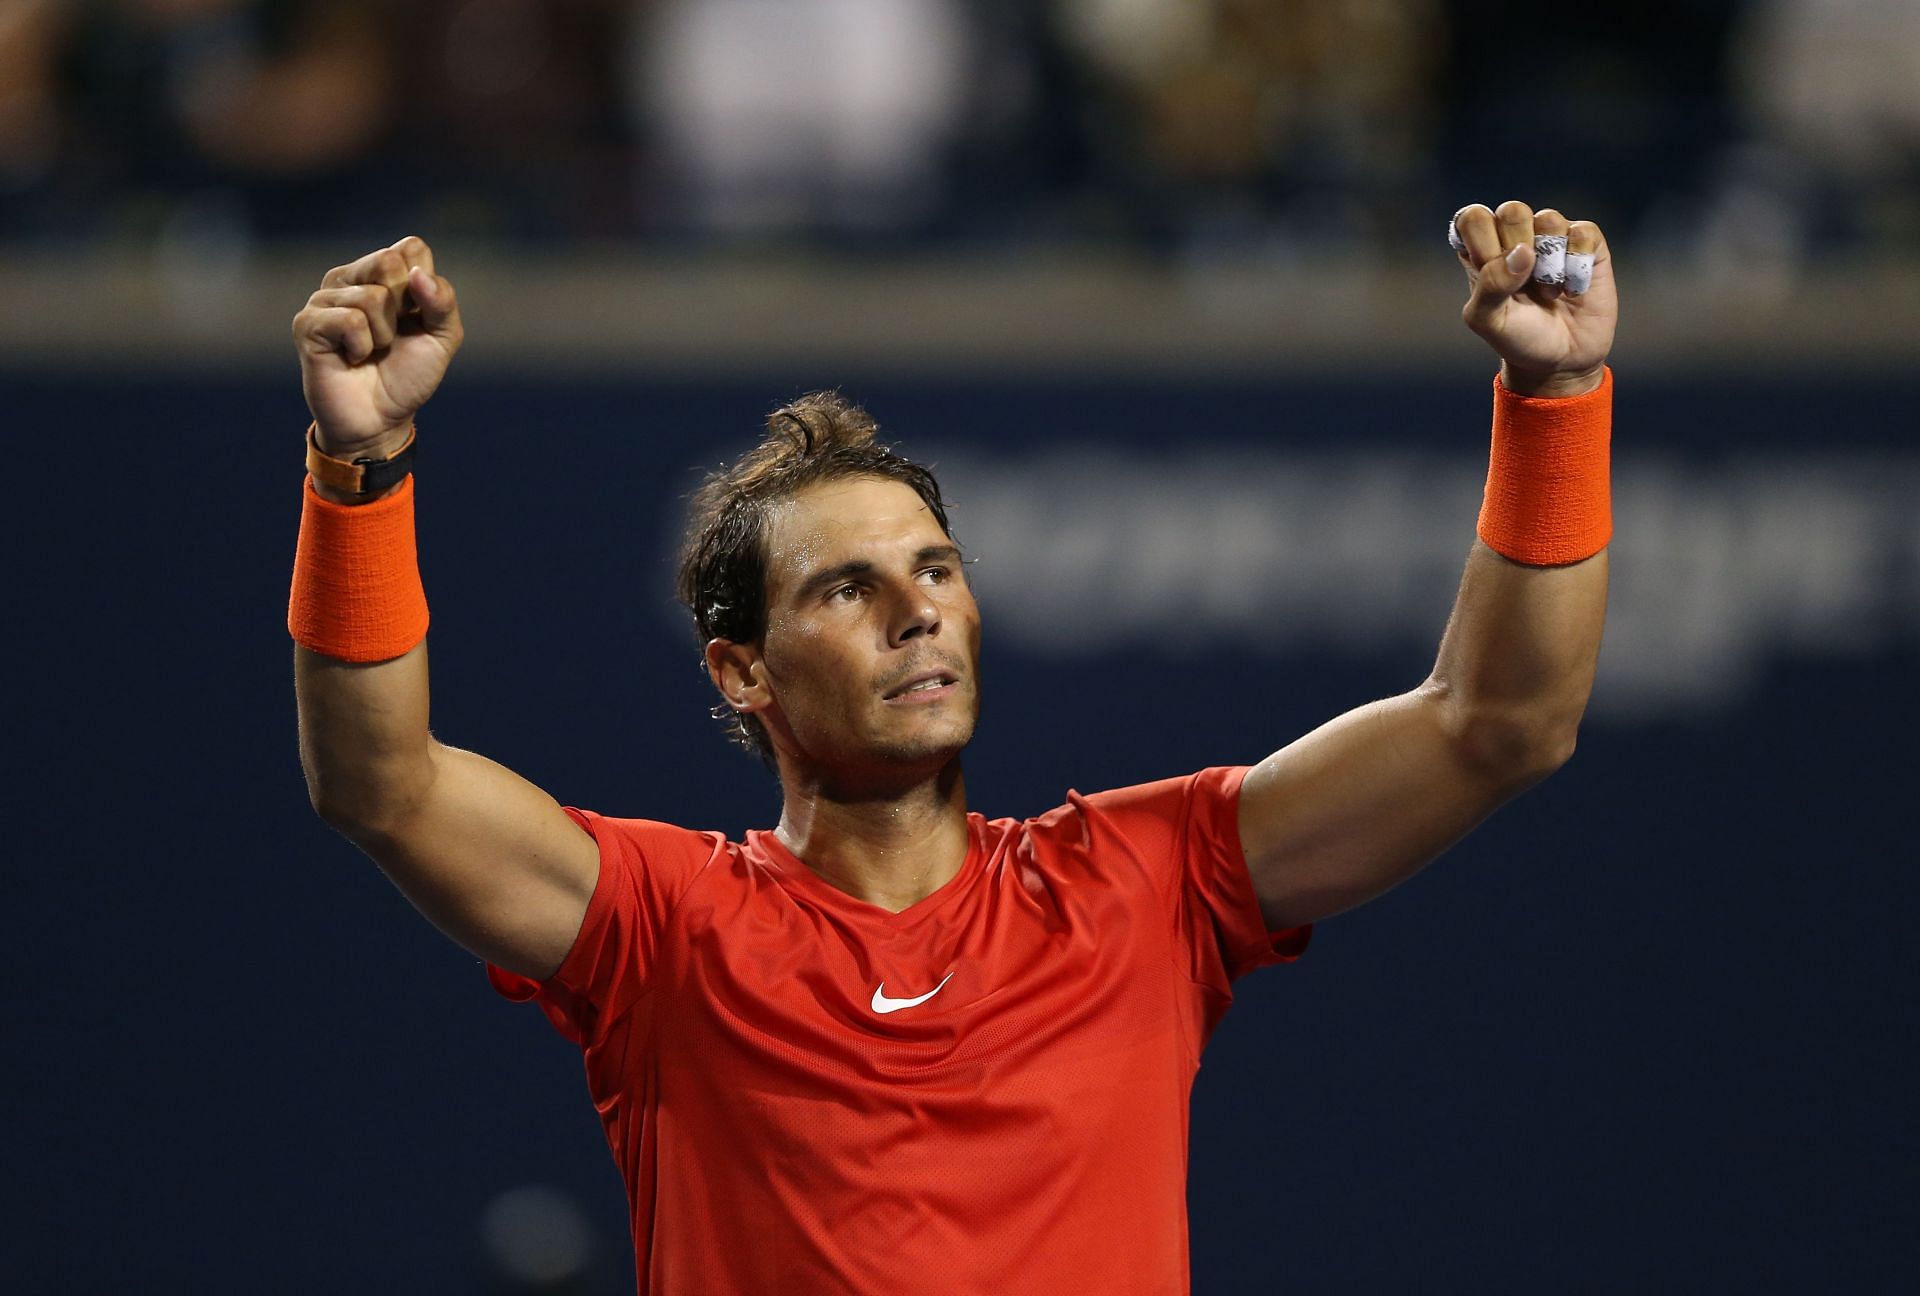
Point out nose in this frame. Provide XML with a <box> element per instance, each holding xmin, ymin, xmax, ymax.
<box><xmin>887</xmin><ymin>582</ymin><xmax>941</xmax><ymax>648</ymax></box>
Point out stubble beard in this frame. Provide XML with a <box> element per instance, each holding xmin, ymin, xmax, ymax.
<box><xmin>870</xmin><ymin>694</ymin><xmax>977</xmax><ymax>767</ymax></box>
<box><xmin>846</xmin><ymin>686</ymin><xmax>980</xmax><ymax>788</ymax></box>
<box><xmin>773</xmin><ymin>677</ymin><xmax>982</xmax><ymax>799</ymax></box>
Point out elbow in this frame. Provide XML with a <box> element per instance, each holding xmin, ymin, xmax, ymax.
<box><xmin>1498</xmin><ymin>718</ymin><xmax>1579</xmax><ymax>784</ymax></box>
<box><xmin>304</xmin><ymin>774</ymin><xmax>379</xmax><ymax>840</ymax></box>
<box><xmin>1436</xmin><ymin>689</ymin><xmax>1584</xmax><ymax>788</ymax></box>
<box><xmin>301</xmin><ymin>751</ymin><xmax>436</xmax><ymax>843</ymax></box>
<box><xmin>305</xmin><ymin>779</ymin><xmax>369</xmax><ymax>837</ymax></box>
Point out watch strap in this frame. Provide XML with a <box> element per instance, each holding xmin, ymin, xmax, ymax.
<box><xmin>307</xmin><ymin>424</ymin><xmax>417</xmax><ymax>497</ymax></box>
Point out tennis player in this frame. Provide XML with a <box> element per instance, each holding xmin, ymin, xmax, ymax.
<box><xmin>291</xmin><ymin>201</ymin><xmax>1614</xmax><ymax>1294</ymax></box>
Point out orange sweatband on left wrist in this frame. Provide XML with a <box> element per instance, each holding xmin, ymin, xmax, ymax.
<box><xmin>288</xmin><ymin>474</ymin><xmax>430</xmax><ymax>663</ymax></box>
<box><xmin>1476</xmin><ymin>366</ymin><xmax>1613</xmax><ymax>566</ymax></box>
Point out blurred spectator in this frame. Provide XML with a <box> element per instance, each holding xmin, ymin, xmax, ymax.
<box><xmin>1736</xmin><ymin>0</ymin><xmax>1920</xmax><ymax>187</ymax></box>
<box><xmin>385</xmin><ymin>0</ymin><xmax>632</xmax><ymax>241</ymax></box>
<box><xmin>7</xmin><ymin>0</ymin><xmax>396</xmax><ymax>240</ymax></box>
<box><xmin>3</xmin><ymin>0</ymin><xmax>628</xmax><ymax>243</ymax></box>
<box><xmin>0</xmin><ymin>0</ymin><xmax>1913</xmax><ymax>262</ymax></box>
<box><xmin>630</xmin><ymin>0</ymin><xmax>974</xmax><ymax>237</ymax></box>
<box><xmin>1436</xmin><ymin>0</ymin><xmax>1742</xmax><ymax>253</ymax></box>
<box><xmin>1711</xmin><ymin>0</ymin><xmax>1920</xmax><ymax>260</ymax></box>
<box><xmin>160</xmin><ymin>0</ymin><xmax>393</xmax><ymax>175</ymax></box>
<box><xmin>0</xmin><ymin>0</ymin><xmax>63</xmax><ymax>190</ymax></box>
<box><xmin>1052</xmin><ymin>0</ymin><xmax>1444</xmax><ymax>252</ymax></box>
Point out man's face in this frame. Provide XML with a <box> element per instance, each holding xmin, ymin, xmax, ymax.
<box><xmin>745</xmin><ymin>476</ymin><xmax>981</xmax><ymax>781</ymax></box>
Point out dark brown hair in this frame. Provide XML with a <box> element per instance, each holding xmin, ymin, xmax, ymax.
<box><xmin>675</xmin><ymin>391</ymin><xmax>954</xmax><ymax>761</ymax></box>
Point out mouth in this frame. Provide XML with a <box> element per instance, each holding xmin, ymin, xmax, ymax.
<box><xmin>882</xmin><ymin>668</ymin><xmax>961</xmax><ymax>702</ymax></box>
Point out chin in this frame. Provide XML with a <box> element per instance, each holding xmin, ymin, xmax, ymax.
<box><xmin>871</xmin><ymin>708</ymin><xmax>977</xmax><ymax>767</ymax></box>
<box><xmin>780</xmin><ymin>693</ymin><xmax>981</xmax><ymax>780</ymax></box>
<box><xmin>875</xmin><ymin>725</ymin><xmax>973</xmax><ymax>767</ymax></box>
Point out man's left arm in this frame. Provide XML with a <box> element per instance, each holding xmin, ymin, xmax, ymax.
<box><xmin>1239</xmin><ymin>199</ymin><xmax>1615</xmax><ymax>931</ymax></box>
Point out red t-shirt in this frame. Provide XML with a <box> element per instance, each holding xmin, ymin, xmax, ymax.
<box><xmin>488</xmin><ymin>766</ymin><xmax>1309</xmax><ymax>1295</ymax></box>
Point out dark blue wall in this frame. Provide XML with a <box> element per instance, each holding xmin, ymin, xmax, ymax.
<box><xmin>8</xmin><ymin>369</ymin><xmax>1916</xmax><ymax>1293</ymax></box>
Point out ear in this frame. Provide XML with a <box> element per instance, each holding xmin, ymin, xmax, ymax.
<box><xmin>705</xmin><ymin>638</ymin><xmax>769</xmax><ymax>715</ymax></box>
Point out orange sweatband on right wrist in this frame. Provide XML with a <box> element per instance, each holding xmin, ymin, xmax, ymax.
<box><xmin>1476</xmin><ymin>366</ymin><xmax>1613</xmax><ymax>566</ymax></box>
<box><xmin>288</xmin><ymin>474</ymin><xmax>430</xmax><ymax>662</ymax></box>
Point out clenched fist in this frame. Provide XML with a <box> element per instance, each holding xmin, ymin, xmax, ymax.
<box><xmin>1451</xmin><ymin>201</ymin><xmax>1616</xmax><ymax>398</ymax></box>
<box><xmin>292</xmin><ymin>235</ymin><xmax>463</xmax><ymax>461</ymax></box>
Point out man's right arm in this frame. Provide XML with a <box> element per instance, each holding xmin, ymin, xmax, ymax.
<box><xmin>292</xmin><ymin>237</ymin><xmax>598</xmax><ymax>981</ymax></box>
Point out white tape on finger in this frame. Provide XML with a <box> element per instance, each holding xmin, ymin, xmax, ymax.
<box><xmin>1448</xmin><ymin>218</ymin><xmax>1465</xmax><ymax>254</ymax></box>
<box><xmin>1564</xmin><ymin>251</ymin><xmax>1595</xmax><ymax>295</ymax></box>
<box><xmin>1531</xmin><ymin>234</ymin><xmax>1567</xmax><ymax>285</ymax></box>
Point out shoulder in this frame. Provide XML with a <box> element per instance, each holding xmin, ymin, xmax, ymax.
<box><xmin>566</xmin><ymin>806</ymin><xmax>728</xmax><ymax>851</ymax></box>
<box><xmin>1027</xmin><ymin>767</ymin><xmax>1250</xmax><ymax>841</ymax></box>
<box><xmin>564</xmin><ymin>807</ymin><xmax>736</xmax><ymax>891</ymax></box>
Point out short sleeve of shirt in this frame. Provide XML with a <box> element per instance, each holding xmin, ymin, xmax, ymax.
<box><xmin>485</xmin><ymin>808</ymin><xmax>723</xmax><ymax>1047</ymax></box>
<box><xmin>1078</xmin><ymin>766</ymin><xmax>1310</xmax><ymax>990</ymax></box>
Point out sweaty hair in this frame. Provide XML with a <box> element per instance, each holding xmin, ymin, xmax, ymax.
<box><xmin>675</xmin><ymin>391</ymin><xmax>955</xmax><ymax>761</ymax></box>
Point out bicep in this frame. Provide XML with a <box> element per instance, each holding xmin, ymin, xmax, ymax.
<box><xmin>350</xmin><ymin>740</ymin><xmax>600</xmax><ymax>980</ymax></box>
<box><xmin>1237</xmin><ymin>685</ymin><xmax>1532</xmax><ymax>930</ymax></box>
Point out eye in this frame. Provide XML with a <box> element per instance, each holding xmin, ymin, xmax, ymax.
<box><xmin>918</xmin><ymin>565</ymin><xmax>950</xmax><ymax>585</ymax></box>
<box><xmin>830</xmin><ymin>583</ymin><xmax>864</xmax><ymax>603</ymax></box>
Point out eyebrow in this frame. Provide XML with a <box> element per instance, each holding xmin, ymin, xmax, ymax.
<box><xmin>794</xmin><ymin>543</ymin><xmax>963</xmax><ymax>601</ymax></box>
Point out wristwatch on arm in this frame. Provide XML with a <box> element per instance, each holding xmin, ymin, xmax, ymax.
<box><xmin>306</xmin><ymin>424</ymin><xmax>417</xmax><ymax>499</ymax></box>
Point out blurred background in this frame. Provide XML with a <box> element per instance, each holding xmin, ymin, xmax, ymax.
<box><xmin>5</xmin><ymin>1</ymin><xmax>1916</xmax><ymax>1292</ymax></box>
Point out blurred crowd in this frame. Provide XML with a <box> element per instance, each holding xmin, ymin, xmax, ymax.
<box><xmin>2</xmin><ymin>0</ymin><xmax>1916</xmax><ymax>263</ymax></box>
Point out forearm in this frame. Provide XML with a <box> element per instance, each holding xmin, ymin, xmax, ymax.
<box><xmin>1426</xmin><ymin>346</ymin><xmax>1613</xmax><ymax>766</ymax></box>
<box><xmin>1427</xmin><ymin>542</ymin><xmax>1607</xmax><ymax>775</ymax></box>
<box><xmin>295</xmin><ymin>641</ymin><xmax>437</xmax><ymax>833</ymax></box>
<box><xmin>289</xmin><ymin>448</ymin><xmax>434</xmax><ymax>832</ymax></box>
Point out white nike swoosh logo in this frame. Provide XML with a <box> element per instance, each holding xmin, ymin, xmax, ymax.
<box><xmin>870</xmin><ymin>972</ymin><xmax>954</xmax><ymax>1015</ymax></box>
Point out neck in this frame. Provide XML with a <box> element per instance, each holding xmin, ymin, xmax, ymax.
<box><xmin>774</xmin><ymin>759</ymin><xmax>970</xmax><ymax>913</ymax></box>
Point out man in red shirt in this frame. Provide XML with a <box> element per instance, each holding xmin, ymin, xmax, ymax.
<box><xmin>291</xmin><ymin>201</ymin><xmax>1614</xmax><ymax>1294</ymax></box>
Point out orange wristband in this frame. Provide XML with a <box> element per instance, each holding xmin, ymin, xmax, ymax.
<box><xmin>1476</xmin><ymin>367</ymin><xmax>1613</xmax><ymax>566</ymax></box>
<box><xmin>288</xmin><ymin>474</ymin><xmax>429</xmax><ymax>662</ymax></box>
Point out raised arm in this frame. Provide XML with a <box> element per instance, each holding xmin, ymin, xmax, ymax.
<box><xmin>291</xmin><ymin>237</ymin><xmax>597</xmax><ymax>980</ymax></box>
<box><xmin>1239</xmin><ymin>201</ymin><xmax>1614</xmax><ymax>930</ymax></box>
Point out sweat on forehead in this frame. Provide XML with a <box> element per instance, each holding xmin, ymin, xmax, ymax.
<box><xmin>765</xmin><ymin>479</ymin><xmax>952</xmax><ymax>587</ymax></box>
<box><xmin>768</xmin><ymin>477</ymin><xmax>938</xmax><ymax>544</ymax></box>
